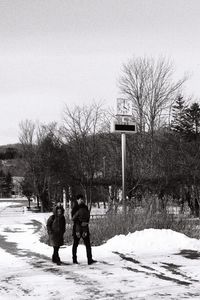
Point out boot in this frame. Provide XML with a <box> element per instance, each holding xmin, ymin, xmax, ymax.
<box><xmin>73</xmin><ymin>258</ymin><xmax>78</xmax><ymax>264</ymax></box>
<box><xmin>52</xmin><ymin>254</ymin><xmax>61</xmax><ymax>265</ymax></box>
<box><xmin>56</xmin><ymin>256</ymin><xmax>61</xmax><ymax>265</ymax></box>
<box><xmin>88</xmin><ymin>259</ymin><xmax>97</xmax><ymax>265</ymax></box>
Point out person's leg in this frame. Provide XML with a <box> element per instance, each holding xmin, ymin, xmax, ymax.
<box><xmin>52</xmin><ymin>246</ymin><xmax>60</xmax><ymax>263</ymax></box>
<box><xmin>83</xmin><ymin>234</ymin><xmax>93</xmax><ymax>263</ymax></box>
<box><xmin>83</xmin><ymin>233</ymin><xmax>97</xmax><ymax>265</ymax></box>
<box><xmin>72</xmin><ymin>235</ymin><xmax>80</xmax><ymax>263</ymax></box>
<box><xmin>52</xmin><ymin>247</ymin><xmax>56</xmax><ymax>263</ymax></box>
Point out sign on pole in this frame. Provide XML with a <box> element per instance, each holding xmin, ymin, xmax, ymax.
<box><xmin>111</xmin><ymin>121</ymin><xmax>136</xmax><ymax>133</ymax></box>
<box><xmin>111</xmin><ymin>100</ymin><xmax>136</xmax><ymax>212</ymax></box>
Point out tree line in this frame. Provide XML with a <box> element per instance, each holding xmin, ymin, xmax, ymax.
<box><xmin>0</xmin><ymin>170</ymin><xmax>12</xmax><ymax>197</ymax></box>
<box><xmin>18</xmin><ymin>56</ymin><xmax>200</xmax><ymax>216</ymax></box>
<box><xmin>0</xmin><ymin>146</ymin><xmax>20</xmax><ymax>197</ymax></box>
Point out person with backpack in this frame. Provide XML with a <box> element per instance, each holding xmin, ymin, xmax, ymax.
<box><xmin>47</xmin><ymin>202</ymin><xmax>66</xmax><ymax>265</ymax></box>
<box><xmin>71</xmin><ymin>194</ymin><xmax>96</xmax><ymax>265</ymax></box>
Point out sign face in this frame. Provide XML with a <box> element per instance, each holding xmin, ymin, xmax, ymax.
<box><xmin>117</xmin><ymin>98</ymin><xmax>132</xmax><ymax>116</ymax></box>
<box><xmin>111</xmin><ymin>120</ymin><xmax>136</xmax><ymax>133</ymax></box>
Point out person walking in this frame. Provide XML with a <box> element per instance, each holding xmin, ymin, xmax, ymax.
<box><xmin>47</xmin><ymin>203</ymin><xmax>66</xmax><ymax>265</ymax></box>
<box><xmin>71</xmin><ymin>194</ymin><xmax>96</xmax><ymax>265</ymax></box>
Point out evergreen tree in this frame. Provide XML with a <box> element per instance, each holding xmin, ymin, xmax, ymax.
<box><xmin>172</xmin><ymin>97</ymin><xmax>200</xmax><ymax>140</ymax></box>
<box><xmin>176</xmin><ymin>102</ymin><xmax>200</xmax><ymax>140</ymax></box>
<box><xmin>0</xmin><ymin>170</ymin><xmax>12</xmax><ymax>197</ymax></box>
<box><xmin>185</xmin><ymin>102</ymin><xmax>200</xmax><ymax>138</ymax></box>
<box><xmin>5</xmin><ymin>172</ymin><xmax>12</xmax><ymax>197</ymax></box>
<box><xmin>171</xmin><ymin>95</ymin><xmax>187</xmax><ymax>133</ymax></box>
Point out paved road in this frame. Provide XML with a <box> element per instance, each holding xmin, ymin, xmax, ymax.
<box><xmin>0</xmin><ymin>201</ymin><xmax>200</xmax><ymax>300</ymax></box>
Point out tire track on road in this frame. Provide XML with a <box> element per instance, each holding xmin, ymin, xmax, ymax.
<box><xmin>113</xmin><ymin>251</ymin><xmax>196</xmax><ymax>286</ymax></box>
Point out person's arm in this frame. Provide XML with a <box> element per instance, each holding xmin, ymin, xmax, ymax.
<box><xmin>62</xmin><ymin>216</ymin><xmax>66</xmax><ymax>234</ymax></box>
<box><xmin>71</xmin><ymin>202</ymin><xmax>79</xmax><ymax>218</ymax></box>
<box><xmin>46</xmin><ymin>215</ymin><xmax>54</xmax><ymax>234</ymax></box>
<box><xmin>86</xmin><ymin>205</ymin><xmax>90</xmax><ymax>222</ymax></box>
<box><xmin>72</xmin><ymin>210</ymin><xmax>80</xmax><ymax>221</ymax></box>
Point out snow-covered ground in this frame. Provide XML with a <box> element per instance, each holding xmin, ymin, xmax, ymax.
<box><xmin>0</xmin><ymin>199</ymin><xmax>200</xmax><ymax>299</ymax></box>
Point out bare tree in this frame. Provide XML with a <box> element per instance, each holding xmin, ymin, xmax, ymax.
<box><xmin>118</xmin><ymin>56</ymin><xmax>187</xmax><ymax>136</ymax></box>
<box><xmin>19</xmin><ymin>119</ymin><xmax>36</xmax><ymax>145</ymax></box>
<box><xmin>118</xmin><ymin>57</ymin><xmax>149</xmax><ymax>132</ymax></box>
<box><xmin>61</xmin><ymin>102</ymin><xmax>106</xmax><ymax>208</ymax></box>
<box><xmin>19</xmin><ymin>120</ymin><xmax>69</xmax><ymax>211</ymax></box>
<box><xmin>18</xmin><ymin>119</ymin><xmax>39</xmax><ymax>206</ymax></box>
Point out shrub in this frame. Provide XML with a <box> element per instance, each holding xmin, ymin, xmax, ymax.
<box><xmin>40</xmin><ymin>209</ymin><xmax>200</xmax><ymax>247</ymax></box>
<box><xmin>39</xmin><ymin>194</ymin><xmax>200</xmax><ymax>246</ymax></box>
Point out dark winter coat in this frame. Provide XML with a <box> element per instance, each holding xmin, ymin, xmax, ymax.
<box><xmin>71</xmin><ymin>202</ymin><xmax>90</xmax><ymax>237</ymax></box>
<box><xmin>47</xmin><ymin>205</ymin><xmax>66</xmax><ymax>247</ymax></box>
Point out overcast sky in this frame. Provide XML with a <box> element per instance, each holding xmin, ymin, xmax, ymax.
<box><xmin>1</xmin><ymin>0</ymin><xmax>200</xmax><ymax>145</ymax></box>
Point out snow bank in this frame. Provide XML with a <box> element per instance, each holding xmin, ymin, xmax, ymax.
<box><xmin>103</xmin><ymin>228</ymin><xmax>200</xmax><ymax>254</ymax></box>
<box><xmin>0</xmin><ymin>202</ymin><xmax>14</xmax><ymax>208</ymax></box>
<box><xmin>0</xmin><ymin>202</ymin><xmax>22</xmax><ymax>212</ymax></box>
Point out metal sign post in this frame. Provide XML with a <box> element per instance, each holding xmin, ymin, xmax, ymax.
<box><xmin>121</xmin><ymin>133</ymin><xmax>126</xmax><ymax>211</ymax></box>
<box><xmin>111</xmin><ymin>99</ymin><xmax>136</xmax><ymax>213</ymax></box>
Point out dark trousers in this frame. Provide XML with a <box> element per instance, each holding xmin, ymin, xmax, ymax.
<box><xmin>53</xmin><ymin>246</ymin><xmax>60</xmax><ymax>260</ymax></box>
<box><xmin>72</xmin><ymin>234</ymin><xmax>92</xmax><ymax>262</ymax></box>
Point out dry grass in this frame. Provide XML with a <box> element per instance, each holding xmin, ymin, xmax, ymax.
<box><xmin>40</xmin><ymin>208</ymin><xmax>200</xmax><ymax>247</ymax></box>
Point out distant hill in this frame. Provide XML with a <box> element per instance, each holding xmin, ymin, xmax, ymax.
<box><xmin>0</xmin><ymin>143</ymin><xmax>25</xmax><ymax>177</ymax></box>
<box><xmin>0</xmin><ymin>143</ymin><xmax>22</xmax><ymax>150</ymax></box>
<box><xmin>0</xmin><ymin>159</ymin><xmax>25</xmax><ymax>177</ymax></box>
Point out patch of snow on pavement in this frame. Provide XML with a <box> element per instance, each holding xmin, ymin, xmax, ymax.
<box><xmin>1</xmin><ymin>200</ymin><xmax>200</xmax><ymax>299</ymax></box>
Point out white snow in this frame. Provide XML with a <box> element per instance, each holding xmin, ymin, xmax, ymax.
<box><xmin>104</xmin><ymin>228</ymin><xmax>200</xmax><ymax>254</ymax></box>
<box><xmin>0</xmin><ymin>199</ymin><xmax>200</xmax><ymax>299</ymax></box>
